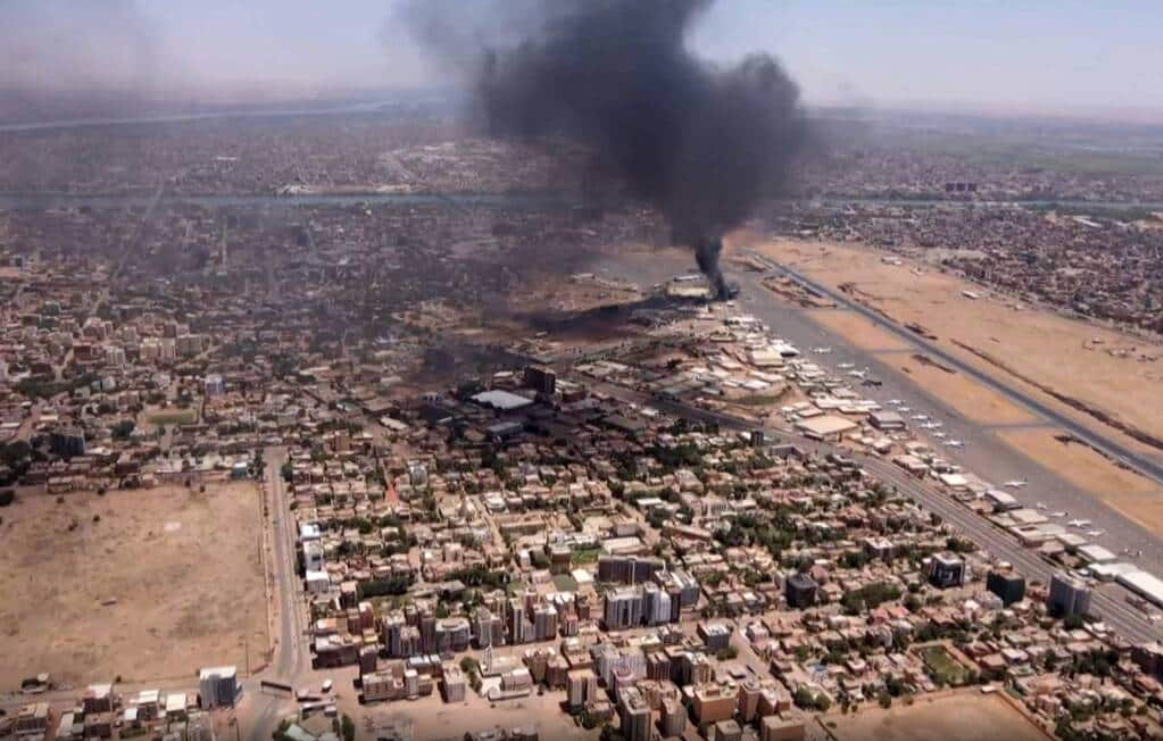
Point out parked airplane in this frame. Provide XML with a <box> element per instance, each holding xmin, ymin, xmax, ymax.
<box><xmin>1069</xmin><ymin>519</ymin><xmax>1092</xmax><ymax>529</ymax></box>
<box><xmin>1004</xmin><ymin>480</ymin><xmax>1028</xmax><ymax>488</ymax></box>
<box><xmin>911</xmin><ymin>414</ymin><xmax>929</xmax><ymax>421</ymax></box>
<box><xmin>1087</xmin><ymin>530</ymin><xmax>1105</xmax><ymax>538</ymax></box>
<box><xmin>946</xmin><ymin>440</ymin><xmax>965</xmax><ymax>448</ymax></box>
<box><xmin>837</xmin><ymin>362</ymin><xmax>855</xmax><ymax>369</ymax></box>
<box><xmin>1035</xmin><ymin>502</ymin><xmax>1047</xmax><ymax>510</ymax></box>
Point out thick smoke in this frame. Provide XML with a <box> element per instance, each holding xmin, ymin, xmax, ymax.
<box><xmin>403</xmin><ymin>0</ymin><xmax>807</xmax><ymax>300</ymax></box>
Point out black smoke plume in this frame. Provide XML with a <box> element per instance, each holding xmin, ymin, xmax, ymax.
<box><xmin>402</xmin><ymin>0</ymin><xmax>807</xmax><ymax>300</ymax></box>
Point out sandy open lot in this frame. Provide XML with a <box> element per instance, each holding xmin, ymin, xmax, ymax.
<box><xmin>999</xmin><ymin>428</ymin><xmax>1163</xmax><ymax>533</ymax></box>
<box><xmin>828</xmin><ymin>691</ymin><xmax>1051</xmax><ymax>741</ymax></box>
<box><xmin>338</xmin><ymin>680</ymin><xmax>599</xmax><ymax>741</ymax></box>
<box><xmin>893</xmin><ymin>352</ymin><xmax>1039</xmax><ymax>426</ymax></box>
<box><xmin>755</xmin><ymin>239</ymin><xmax>1163</xmax><ymax>457</ymax></box>
<box><xmin>806</xmin><ymin>309</ymin><xmax>913</xmax><ymax>352</ymax></box>
<box><xmin>0</xmin><ymin>481</ymin><xmax>267</xmax><ymax>689</ymax></box>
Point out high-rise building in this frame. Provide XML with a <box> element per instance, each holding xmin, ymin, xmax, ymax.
<box><xmin>534</xmin><ymin>604</ymin><xmax>558</xmax><ymax>642</ymax></box>
<box><xmin>509</xmin><ymin>598</ymin><xmax>534</xmax><ymax>644</ymax></box>
<box><xmin>619</xmin><ymin>686</ymin><xmax>652</xmax><ymax>741</ymax></box>
<box><xmin>605</xmin><ymin>586</ymin><xmax>646</xmax><ymax>630</ymax></box>
<box><xmin>475</xmin><ymin>607</ymin><xmax>505</xmax><ymax>648</ymax></box>
<box><xmin>599</xmin><ymin>556</ymin><xmax>665</xmax><ymax>585</ymax></box>
<box><xmin>785</xmin><ymin>574</ymin><xmax>817</xmax><ymax>609</ymax></box>
<box><xmin>1049</xmin><ymin>573</ymin><xmax>1092</xmax><ymax>618</ymax></box>
<box><xmin>986</xmin><ymin>569</ymin><xmax>1027</xmax><ymax>607</ymax></box>
<box><xmin>660</xmin><ymin>697</ymin><xmax>687</xmax><ymax>737</ymax></box>
<box><xmin>927</xmin><ymin>553</ymin><xmax>966</xmax><ymax>589</ymax></box>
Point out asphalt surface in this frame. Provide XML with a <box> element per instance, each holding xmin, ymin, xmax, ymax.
<box><xmin>595</xmin><ymin>250</ymin><xmax>1163</xmax><ymax>643</ymax></box>
<box><xmin>750</xmin><ymin>251</ymin><xmax>1163</xmax><ymax>485</ymax></box>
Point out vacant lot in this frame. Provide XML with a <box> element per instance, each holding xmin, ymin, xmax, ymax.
<box><xmin>893</xmin><ymin>351</ymin><xmax>1039</xmax><ymax>426</ymax></box>
<box><xmin>0</xmin><ymin>481</ymin><xmax>267</xmax><ymax>689</ymax></box>
<box><xmin>829</xmin><ymin>691</ymin><xmax>1051</xmax><ymax>741</ymax></box>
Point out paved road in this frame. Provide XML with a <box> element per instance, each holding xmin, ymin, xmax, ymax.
<box><xmin>245</xmin><ymin>447</ymin><xmax>306</xmax><ymax>741</ymax></box>
<box><xmin>748</xmin><ymin>251</ymin><xmax>1163</xmax><ymax>484</ymax></box>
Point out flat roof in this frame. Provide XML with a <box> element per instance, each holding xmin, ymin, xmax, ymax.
<box><xmin>472</xmin><ymin>390</ymin><xmax>534</xmax><ymax>411</ymax></box>
<box><xmin>795</xmin><ymin>415</ymin><xmax>858</xmax><ymax>437</ymax></box>
<box><xmin>1118</xmin><ymin>570</ymin><xmax>1163</xmax><ymax>607</ymax></box>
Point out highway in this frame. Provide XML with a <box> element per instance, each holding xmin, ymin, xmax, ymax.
<box><xmin>747</xmin><ymin>250</ymin><xmax>1163</xmax><ymax>486</ymax></box>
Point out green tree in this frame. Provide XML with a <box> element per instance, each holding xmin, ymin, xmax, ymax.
<box><xmin>341</xmin><ymin>714</ymin><xmax>356</xmax><ymax>741</ymax></box>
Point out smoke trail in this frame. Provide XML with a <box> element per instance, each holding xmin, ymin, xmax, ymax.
<box><xmin>402</xmin><ymin>0</ymin><xmax>807</xmax><ymax>299</ymax></box>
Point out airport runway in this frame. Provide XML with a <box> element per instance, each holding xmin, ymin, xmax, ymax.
<box><xmin>596</xmin><ymin>249</ymin><xmax>1163</xmax><ymax>640</ymax></box>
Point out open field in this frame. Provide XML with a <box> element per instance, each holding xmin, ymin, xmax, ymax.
<box><xmin>754</xmin><ymin>239</ymin><xmax>1163</xmax><ymax>459</ymax></box>
<box><xmin>0</xmin><ymin>481</ymin><xmax>267</xmax><ymax>689</ymax></box>
<box><xmin>828</xmin><ymin>691</ymin><xmax>1051</xmax><ymax>741</ymax></box>
<box><xmin>893</xmin><ymin>352</ymin><xmax>1039</xmax><ymax>426</ymax></box>
<box><xmin>998</xmin><ymin>428</ymin><xmax>1163</xmax><ymax>534</ymax></box>
<box><xmin>334</xmin><ymin>677</ymin><xmax>599</xmax><ymax>741</ymax></box>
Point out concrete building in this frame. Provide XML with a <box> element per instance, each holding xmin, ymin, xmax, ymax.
<box><xmin>986</xmin><ymin>569</ymin><xmax>1027</xmax><ymax>607</ymax></box>
<box><xmin>1049</xmin><ymin>572</ymin><xmax>1092</xmax><ymax>618</ymax></box>
<box><xmin>692</xmin><ymin>684</ymin><xmax>736</xmax><ymax>725</ymax></box>
<box><xmin>713</xmin><ymin>719</ymin><xmax>742</xmax><ymax>741</ymax></box>
<box><xmin>927</xmin><ymin>553</ymin><xmax>966</xmax><ymax>589</ymax></box>
<box><xmin>474</xmin><ymin>607</ymin><xmax>505</xmax><ymax>648</ymax></box>
<box><xmin>442</xmin><ymin>666</ymin><xmax>467</xmax><ymax>703</ymax></box>
<box><xmin>197</xmin><ymin>666</ymin><xmax>239</xmax><ymax>709</ymax></box>
<box><xmin>760</xmin><ymin>716</ymin><xmax>806</xmax><ymax>741</ymax></box>
<box><xmin>698</xmin><ymin>622</ymin><xmax>733</xmax><ymax>652</ymax></box>
<box><xmin>599</xmin><ymin>556</ymin><xmax>665</xmax><ymax>585</ymax></box>
<box><xmin>619</xmin><ymin>686</ymin><xmax>652</xmax><ymax>741</ymax></box>
<box><xmin>605</xmin><ymin>586</ymin><xmax>645</xmax><ymax>630</ymax></box>
<box><xmin>567</xmin><ymin>669</ymin><xmax>600</xmax><ymax>711</ymax></box>
<box><xmin>660</xmin><ymin>697</ymin><xmax>687</xmax><ymax>737</ymax></box>
<box><xmin>785</xmin><ymin>573</ymin><xmax>817</xmax><ymax>609</ymax></box>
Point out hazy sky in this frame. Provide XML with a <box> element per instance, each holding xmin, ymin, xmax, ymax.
<box><xmin>2</xmin><ymin>0</ymin><xmax>1160</xmax><ymax>115</ymax></box>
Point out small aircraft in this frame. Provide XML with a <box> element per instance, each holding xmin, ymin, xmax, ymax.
<box><xmin>933</xmin><ymin>432</ymin><xmax>948</xmax><ymax>440</ymax></box>
<box><xmin>911</xmin><ymin>414</ymin><xmax>929</xmax><ymax>421</ymax></box>
<box><xmin>1050</xmin><ymin>511</ymin><xmax>1066</xmax><ymax>518</ymax></box>
<box><xmin>837</xmin><ymin>362</ymin><xmax>855</xmax><ymax>369</ymax></box>
<box><xmin>1087</xmin><ymin>529</ymin><xmax>1105</xmax><ymax>538</ymax></box>
<box><xmin>812</xmin><ymin>347</ymin><xmax>833</xmax><ymax>354</ymax></box>
<box><xmin>899</xmin><ymin>406</ymin><xmax>912</xmax><ymax>413</ymax></box>
<box><xmin>1069</xmin><ymin>519</ymin><xmax>1092</xmax><ymax>529</ymax></box>
<box><xmin>1004</xmin><ymin>480</ymin><xmax>1028</xmax><ymax>488</ymax></box>
<box><xmin>888</xmin><ymin>399</ymin><xmax>903</xmax><ymax>406</ymax></box>
<box><xmin>847</xmin><ymin>369</ymin><xmax>867</xmax><ymax>379</ymax></box>
<box><xmin>946</xmin><ymin>440</ymin><xmax>965</xmax><ymax>448</ymax></box>
<box><xmin>1035</xmin><ymin>502</ymin><xmax>1047</xmax><ymax>510</ymax></box>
